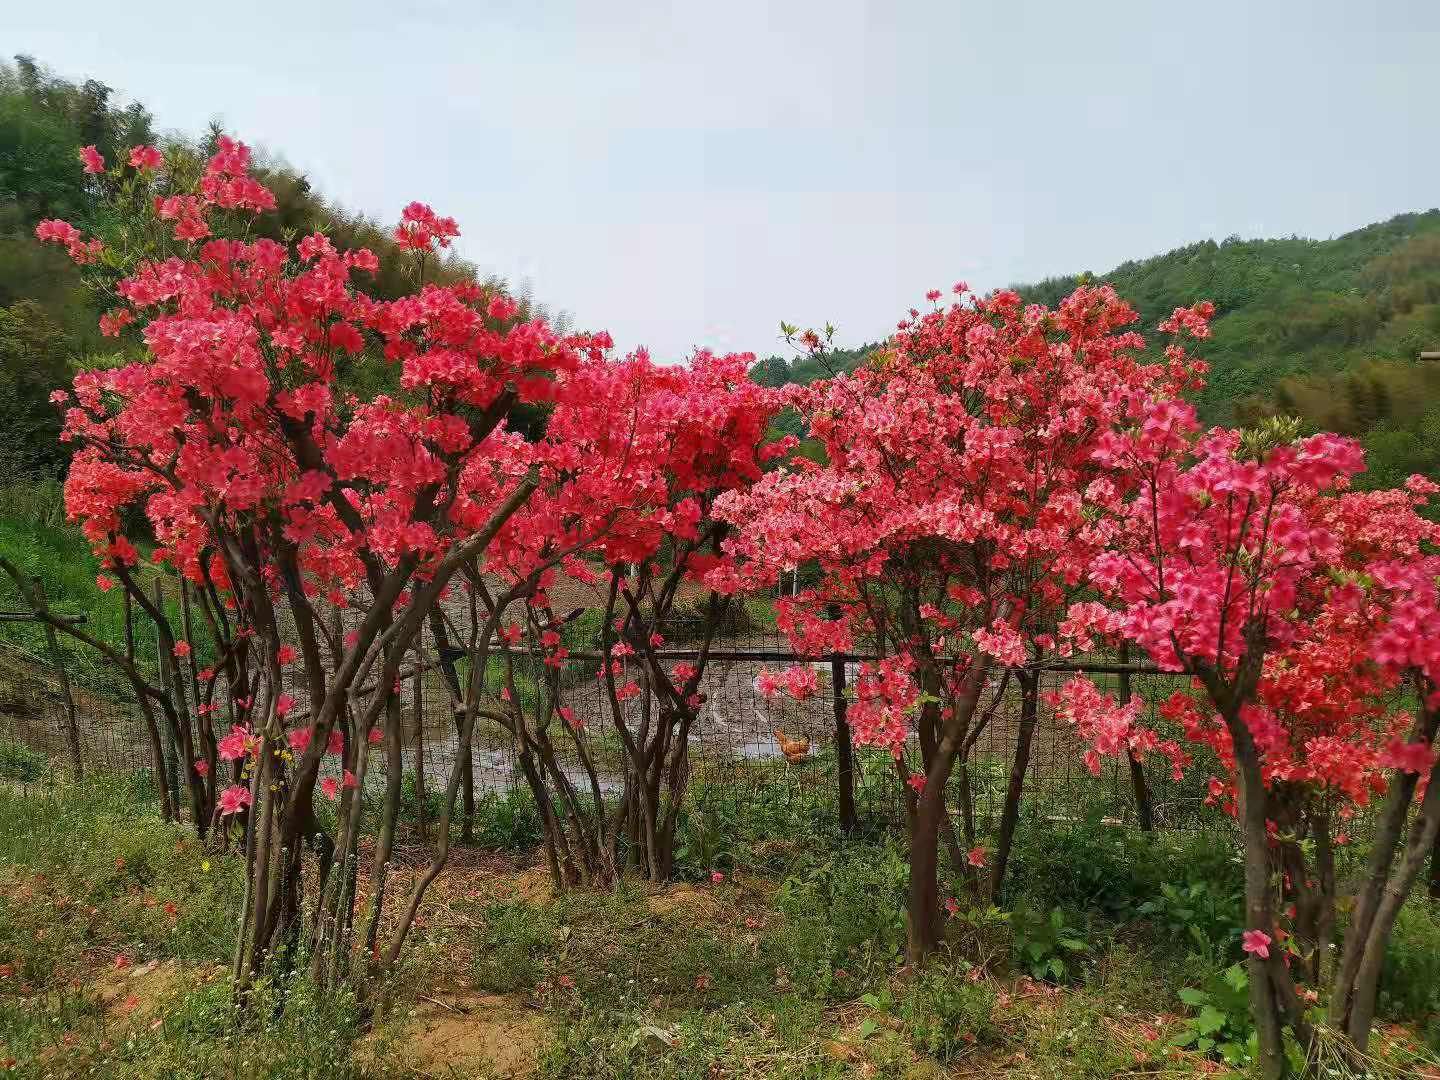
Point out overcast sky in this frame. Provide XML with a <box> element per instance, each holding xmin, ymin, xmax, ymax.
<box><xmin>10</xmin><ymin>1</ymin><xmax>1439</xmax><ymax>359</ymax></box>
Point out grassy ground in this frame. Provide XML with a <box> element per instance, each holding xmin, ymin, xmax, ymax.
<box><xmin>2</xmin><ymin>779</ymin><xmax>1438</xmax><ymax>1079</ymax></box>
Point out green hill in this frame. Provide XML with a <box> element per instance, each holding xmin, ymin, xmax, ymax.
<box><xmin>6</xmin><ymin>54</ymin><xmax>1439</xmax><ymax>490</ymax></box>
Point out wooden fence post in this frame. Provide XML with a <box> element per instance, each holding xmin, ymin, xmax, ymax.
<box><xmin>831</xmin><ymin>650</ymin><xmax>856</xmax><ymax>834</ymax></box>
<box><xmin>32</xmin><ymin>577</ymin><xmax>82</xmax><ymax>780</ymax></box>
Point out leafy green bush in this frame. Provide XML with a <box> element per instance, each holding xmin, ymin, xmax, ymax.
<box><xmin>471</xmin><ymin>787</ymin><xmax>544</xmax><ymax>849</ymax></box>
<box><xmin>1135</xmin><ymin>879</ymin><xmax>1243</xmax><ymax>963</ymax></box>
<box><xmin>1172</xmin><ymin>963</ymin><xmax>1256</xmax><ymax>1068</ymax></box>
<box><xmin>1010</xmin><ymin>904</ymin><xmax>1090</xmax><ymax>984</ymax></box>
<box><xmin>775</xmin><ymin>842</ymin><xmax>908</xmax><ymax>964</ymax></box>
<box><xmin>1004</xmin><ymin>813</ymin><xmax>1241</xmax><ymax>918</ymax></box>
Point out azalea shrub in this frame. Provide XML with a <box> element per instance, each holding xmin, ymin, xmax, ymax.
<box><xmin>472</xmin><ymin>348</ymin><xmax>792</xmax><ymax>887</ymax></box>
<box><xmin>712</xmin><ymin>284</ymin><xmax>1204</xmax><ymax>959</ymax></box>
<box><xmin>1070</xmin><ymin>383</ymin><xmax>1440</xmax><ymax>1074</ymax></box>
<box><xmin>31</xmin><ymin>138</ymin><xmax>623</xmax><ymax>992</ymax></box>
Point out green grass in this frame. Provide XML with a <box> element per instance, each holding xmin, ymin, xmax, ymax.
<box><xmin>0</xmin><ymin>737</ymin><xmax>49</xmax><ymax>783</ymax></box>
<box><xmin>2</xmin><ymin>777</ymin><xmax>1439</xmax><ymax>1078</ymax></box>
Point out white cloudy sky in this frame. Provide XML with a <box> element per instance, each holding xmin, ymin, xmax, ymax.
<box><xmin>10</xmin><ymin>1</ymin><xmax>1439</xmax><ymax>359</ymax></box>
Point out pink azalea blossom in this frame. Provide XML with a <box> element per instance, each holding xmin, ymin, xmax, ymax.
<box><xmin>127</xmin><ymin>145</ymin><xmax>163</xmax><ymax>171</ymax></box>
<box><xmin>1241</xmin><ymin>930</ymin><xmax>1272</xmax><ymax>959</ymax></box>
<box><xmin>218</xmin><ymin>785</ymin><xmax>253</xmax><ymax>816</ymax></box>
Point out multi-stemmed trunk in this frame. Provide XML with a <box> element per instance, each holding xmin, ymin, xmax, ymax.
<box><xmin>906</xmin><ymin>654</ymin><xmax>991</xmax><ymax>965</ymax></box>
<box><xmin>1329</xmin><ymin>700</ymin><xmax>1440</xmax><ymax>1052</ymax></box>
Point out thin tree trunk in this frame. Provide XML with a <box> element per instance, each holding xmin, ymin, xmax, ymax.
<box><xmin>1229</xmin><ymin>714</ymin><xmax>1289</xmax><ymax>1080</ymax></box>
<box><xmin>1429</xmin><ymin>826</ymin><xmax>1440</xmax><ymax>901</ymax></box>
<box><xmin>426</xmin><ymin>609</ymin><xmax>474</xmax><ymax>842</ymax></box>
<box><xmin>907</xmin><ymin>657</ymin><xmax>989</xmax><ymax>966</ymax></box>
<box><xmin>179</xmin><ymin>580</ymin><xmax>213</xmax><ymax>808</ymax></box>
<box><xmin>1118</xmin><ymin>649</ymin><xmax>1153</xmax><ymax>830</ymax></box>
<box><xmin>1330</xmin><ymin>704</ymin><xmax>1439</xmax><ymax>1032</ymax></box>
<box><xmin>412</xmin><ymin>639</ymin><xmax>428</xmax><ymax>843</ymax></box>
<box><xmin>1343</xmin><ymin>753</ymin><xmax>1440</xmax><ymax>1051</ymax></box>
<box><xmin>1313</xmin><ymin>809</ymin><xmax>1336</xmax><ymax>985</ymax></box>
<box><xmin>988</xmin><ymin>669</ymin><xmax>1037</xmax><ymax>902</ymax></box>
<box><xmin>907</xmin><ymin>767</ymin><xmax>951</xmax><ymax>964</ymax></box>
<box><xmin>152</xmin><ymin>580</ymin><xmax>181</xmax><ymax>811</ymax></box>
<box><xmin>361</xmin><ymin>665</ymin><xmax>405</xmax><ymax>969</ymax></box>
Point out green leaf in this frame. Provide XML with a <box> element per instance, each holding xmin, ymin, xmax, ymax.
<box><xmin>1196</xmin><ymin>1006</ymin><xmax>1226</xmax><ymax>1036</ymax></box>
<box><xmin>1178</xmin><ymin>988</ymin><xmax>1209</xmax><ymax>1008</ymax></box>
<box><xmin>857</xmin><ymin>1019</ymin><xmax>878</xmax><ymax>1041</ymax></box>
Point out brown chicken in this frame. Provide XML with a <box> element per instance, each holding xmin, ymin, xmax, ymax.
<box><xmin>773</xmin><ymin>729</ymin><xmax>811</xmax><ymax>764</ymax></box>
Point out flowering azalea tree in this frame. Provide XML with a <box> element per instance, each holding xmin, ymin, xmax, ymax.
<box><xmin>712</xmin><ymin>284</ymin><xmax>1201</xmax><ymax>961</ymax></box>
<box><xmin>468</xmin><ymin>349</ymin><xmax>790</xmax><ymax>886</ymax></box>
<box><xmin>1074</xmin><ymin>386</ymin><xmax>1440</xmax><ymax>1073</ymax></box>
<box><xmin>34</xmin><ymin>139</ymin><xmax>614</xmax><ymax>991</ymax></box>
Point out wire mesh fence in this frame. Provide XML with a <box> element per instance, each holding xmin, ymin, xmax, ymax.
<box><xmin>0</xmin><ymin>595</ymin><xmax>1229</xmax><ymax>843</ymax></box>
